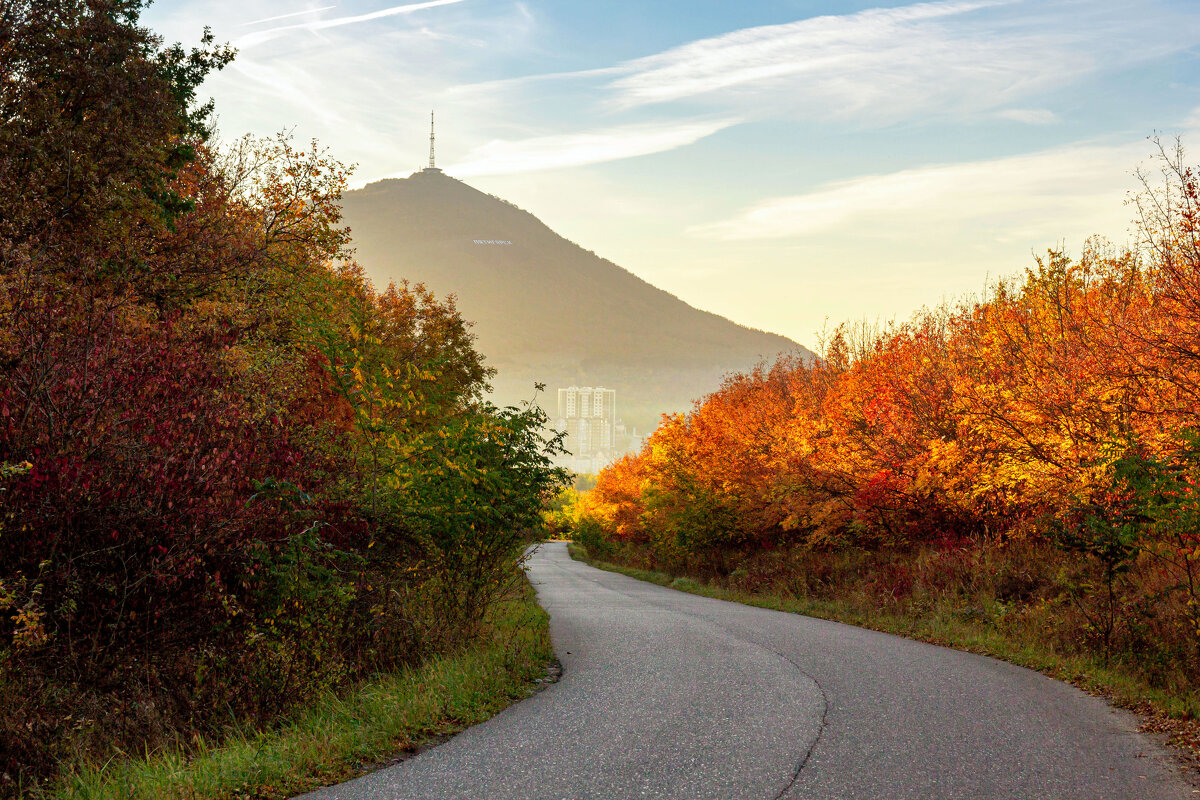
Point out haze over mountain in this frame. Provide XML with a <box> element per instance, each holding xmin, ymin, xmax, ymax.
<box><xmin>340</xmin><ymin>168</ymin><xmax>813</xmax><ymax>432</ymax></box>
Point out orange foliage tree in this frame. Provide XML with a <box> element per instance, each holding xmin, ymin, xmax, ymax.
<box><xmin>582</xmin><ymin>140</ymin><xmax>1200</xmax><ymax>585</ymax></box>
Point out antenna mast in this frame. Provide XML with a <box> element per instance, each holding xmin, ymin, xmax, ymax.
<box><xmin>428</xmin><ymin>110</ymin><xmax>436</xmax><ymax>170</ymax></box>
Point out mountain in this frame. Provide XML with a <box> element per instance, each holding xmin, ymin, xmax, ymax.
<box><xmin>339</xmin><ymin>168</ymin><xmax>814</xmax><ymax>432</ymax></box>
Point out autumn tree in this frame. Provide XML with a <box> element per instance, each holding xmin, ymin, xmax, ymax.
<box><xmin>0</xmin><ymin>2</ymin><xmax>567</xmax><ymax>788</ymax></box>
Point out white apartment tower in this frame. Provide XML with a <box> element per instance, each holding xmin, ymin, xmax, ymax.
<box><xmin>556</xmin><ymin>386</ymin><xmax>616</xmax><ymax>459</ymax></box>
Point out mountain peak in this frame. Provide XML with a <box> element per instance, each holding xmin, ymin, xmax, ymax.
<box><xmin>340</xmin><ymin>175</ymin><xmax>812</xmax><ymax>430</ymax></box>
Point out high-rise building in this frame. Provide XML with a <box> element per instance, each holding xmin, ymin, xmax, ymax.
<box><xmin>556</xmin><ymin>386</ymin><xmax>616</xmax><ymax>465</ymax></box>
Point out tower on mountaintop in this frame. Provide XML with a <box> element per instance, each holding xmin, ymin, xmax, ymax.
<box><xmin>425</xmin><ymin>110</ymin><xmax>442</xmax><ymax>173</ymax></box>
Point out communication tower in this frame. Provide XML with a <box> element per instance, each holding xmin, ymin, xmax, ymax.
<box><xmin>426</xmin><ymin>110</ymin><xmax>441</xmax><ymax>172</ymax></box>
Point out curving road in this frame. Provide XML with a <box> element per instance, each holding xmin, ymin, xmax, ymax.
<box><xmin>299</xmin><ymin>541</ymin><xmax>1193</xmax><ymax>799</ymax></box>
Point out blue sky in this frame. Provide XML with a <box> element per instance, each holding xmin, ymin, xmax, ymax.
<box><xmin>145</xmin><ymin>0</ymin><xmax>1200</xmax><ymax>348</ymax></box>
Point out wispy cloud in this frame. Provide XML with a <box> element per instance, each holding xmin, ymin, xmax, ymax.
<box><xmin>994</xmin><ymin>108</ymin><xmax>1060</xmax><ymax>125</ymax></box>
<box><xmin>230</xmin><ymin>58</ymin><xmax>346</xmax><ymax>126</ymax></box>
<box><xmin>444</xmin><ymin>117</ymin><xmax>739</xmax><ymax>176</ymax></box>
<box><xmin>609</xmin><ymin>1</ymin><xmax>1012</xmax><ymax>109</ymax></box>
<box><xmin>441</xmin><ymin>0</ymin><xmax>1196</xmax><ymax>128</ymax></box>
<box><xmin>237</xmin><ymin>0</ymin><xmax>467</xmax><ymax>47</ymax></box>
<box><xmin>691</xmin><ymin>139</ymin><xmax>1148</xmax><ymax>241</ymax></box>
<box><xmin>446</xmin><ymin>66</ymin><xmax>624</xmax><ymax>100</ymax></box>
<box><xmin>241</xmin><ymin>6</ymin><xmax>337</xmax><ymax>26</ymax></box>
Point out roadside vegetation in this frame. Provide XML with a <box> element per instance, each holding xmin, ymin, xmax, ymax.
<box><xmin>572</xmin><ymin>138</ymin><xmax>1200</xmax><ymax>756</ymax></box>
<box><xmin>51</xmin><ymin>586</ymin><xmax>553</xmax><ymax>800</ymax></box>
<box><xmin>0</xmin><ymin>2</ymin><xmax>564</xmax><ymax>796</ymax></box>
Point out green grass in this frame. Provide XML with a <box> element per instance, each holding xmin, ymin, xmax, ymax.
<box><xmin>46</xmin><ymin>583</ymin><xmax>555</xmax><ymax>800</ymax></box>
<box><xmin>566</xmin><ymin>543</ymin><xmax>1200</xmax><ymax>746</ymax></box>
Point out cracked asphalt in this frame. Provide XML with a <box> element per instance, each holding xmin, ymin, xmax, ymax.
<box><xmin>297</xmin><ymin>541</ymin><xmax>1193</xmax><ymax>799</ymax></box>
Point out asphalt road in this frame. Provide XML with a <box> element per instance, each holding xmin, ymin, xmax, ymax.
<box><xmin>299</xmin><ymin>541</ymin><xmax>1194</xmax><ymax>799</ymax></box>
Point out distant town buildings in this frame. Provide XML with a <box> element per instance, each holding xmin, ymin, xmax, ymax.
<box><xmin>554</xmin><ymin>386</ymin><xmax>640</xmax><ymax>474</ymax></box>
<box><xmin>557</xmin><ymin>385</ymin><xmax>615</xmax><ymax>452</ymax></box>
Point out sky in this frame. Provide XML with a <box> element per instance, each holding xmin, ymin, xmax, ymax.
<box><xmin>144</xmin><ymin>0</ymin><xmax>1200</xmax><ymax>350</ymax></box>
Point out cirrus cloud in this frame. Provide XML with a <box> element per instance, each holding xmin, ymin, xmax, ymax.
<box><xmin>236</xmin><ymin>0</ymin><xmax>467</xmax><ymax>47</ymax></box>
<box><xmin>444</xmin><ymin>117</ymin><xmax>740</xmax><ymax>176</ymax></box>
<box><xmin>690</xmin><ymin>139</ymin><xmax>1149</xmax><ymax>241</ymax></box>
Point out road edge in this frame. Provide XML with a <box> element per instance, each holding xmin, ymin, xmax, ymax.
<box><xmin>566</xmin><ymin>542</ymin><xmax>1200</xmax><ymax>787</ymax></box>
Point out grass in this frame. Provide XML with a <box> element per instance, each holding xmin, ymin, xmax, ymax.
<box><xmin>44</xmin><ymin>581</ymin><xmax>555</xmax><ymax>800</ymax></box>
<box><xmin>567</xmin><ymin>542</ymin><xmax>1200</xmax><ymax>764</ymax></box>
